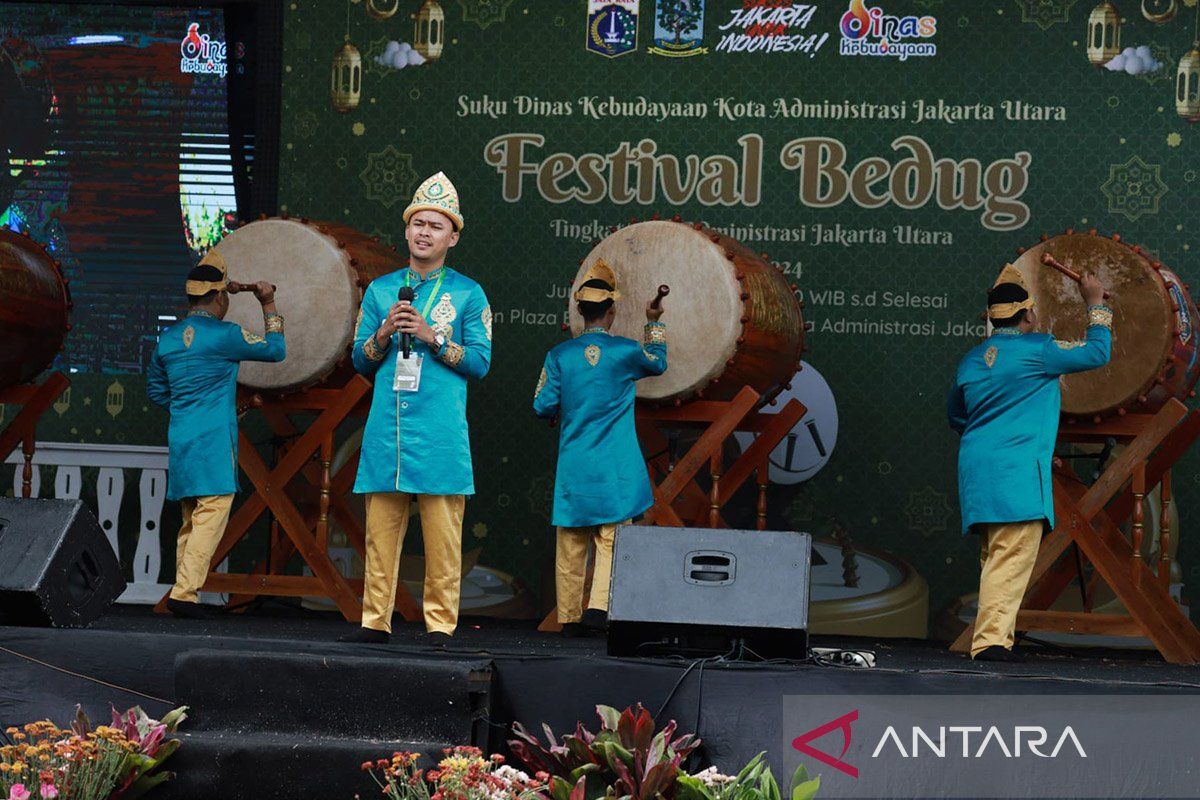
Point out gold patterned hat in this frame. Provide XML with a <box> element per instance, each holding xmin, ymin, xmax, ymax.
<box><xmin>403</xmin><ymin>171</ymin><xmax>464</xmax><ymax>231</ymax></box>
<box><xmin>987</xmin><ymin>263</ymin><xmax>1034</xmax><ymax>320</ymax></box>
<box><xmin>574</xmin><ymin>259</ymin><xmax>621</xmax><ymax>302</ymax></box>
<box><xmin>185</xmin><ymin>250</ymin><xmax>228</xmax><ymax>297</ymax></box>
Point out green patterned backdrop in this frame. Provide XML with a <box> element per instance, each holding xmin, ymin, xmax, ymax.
<box><xmin>11</xmin><ymin>0</ymin><xmax>1200</xmax><ymax>631</ymax></box>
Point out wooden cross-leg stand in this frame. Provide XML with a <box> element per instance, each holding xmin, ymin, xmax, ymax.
<box><xmin>952</xmin><ymin>399</ymin><xmax>1200</xmax><ymax>664</ymax></box>
<box><xmin>154</xmin><ymin>376</ymin><xmax>421</xmax><ymax>623</ymax></box>
<box><xmin>539</xmin><ymin>385</ymin><xmax>806</xmax><ymax>631</ymax></box>
<box><xmin>0</xmin><ymin>373</ymin><xmax>71</xmax><ymax>497</ymax></box>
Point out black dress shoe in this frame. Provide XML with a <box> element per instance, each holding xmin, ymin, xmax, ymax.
<box><xmin>560</xmin><ymin>622</ymin><xmax>587</xmax><ymax>638</ymax></box>
<box><xmin>973</xmin><ymin>645</ymin><xmax>1024</xmax><ymax>663</ymax></box>
<box><xmin>427</xmin><ymin>631</ymin><xmax>453</xmax><ymax>642</ymax></box>
<box><xmin>338</xmin><ymin>628</ymin><xmax>390</xmax><ymax>644</ymax></box>
<box><xmin>582</xmin><ymin>608</ymin><xmax>608</xmax><ymax>632</ymax></box>
<box><xmin>167</xmin><ymin>599</ymin><xmax>221</xmax><ymax>619</ymax></box>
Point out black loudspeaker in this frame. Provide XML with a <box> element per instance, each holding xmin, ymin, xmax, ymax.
<box><xmin>607</xmin><ymin>525</ymin><xmax>811</xmax><ymax>659</ymax></box>
<box><xmin>0</xmin><ymin>497</ymin><xmax>126</xmax><ymax>627</ymax></box>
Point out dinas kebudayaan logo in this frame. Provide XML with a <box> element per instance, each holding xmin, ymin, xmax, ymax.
<box><xmin>838</xmin><ymin>0</ymin><xmax>937</xmax><ymax>60</ymax></box>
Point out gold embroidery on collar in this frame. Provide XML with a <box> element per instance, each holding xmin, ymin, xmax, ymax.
<box><xmin>183</xmin><ymin>326</ymin><xmax>195</xmax><ymax>349</ymax></box>
<box><xmin>585</xmin><ymin>344</ymin><xmax>601</xmax><ymax>366</ymax></box>
<box><xmin>984</xmin><ymin>345</ymin><xmax>997</xmax><ymax>368</ymax></box>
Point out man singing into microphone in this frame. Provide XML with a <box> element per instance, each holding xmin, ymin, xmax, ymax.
<box><xmin>147</xmin><ymin>252</ymin><xmax>285</xmax><ymax>619</ymax></box>
<box><xmin>341</xmin><ymin>172</ymin><xmax>492</xmax><ymax>644</ymax></box>
<box><xmin>533</xmin><ymin>261</ymin><xmax>667</xmax><ymax>636</ymax></box>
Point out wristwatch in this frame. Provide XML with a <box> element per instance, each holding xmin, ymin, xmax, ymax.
<box><xmin>433</xmin><ymin>333</ymin><xmax>447</xmax><ymax>353</ymax></box>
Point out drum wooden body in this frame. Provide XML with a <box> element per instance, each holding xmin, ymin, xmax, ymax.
<box><xmin>0</xmin><ymin>229</ymin><xmax>70</xmax><ymax>391</ymax></box>
<box><xmin>218</xmin><ymin>218</ymin><xmax>402</xmax><ymax>393</ymax></box>
<box><xmin>1012</xmin><ymin>231</ymin><xmax>1200</xmax><ymax>418</ymax></box>
<box><xmin>570</xmin><ymin>221</ymin><xmax>804</xmax><ymax>404</ymax></box>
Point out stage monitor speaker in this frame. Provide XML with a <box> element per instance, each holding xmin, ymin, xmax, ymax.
<box><xmin>607</xmin><ymin>525</ymin><xmax>811</xmax><ymax>659</ymax></box>
<box><xmin>0</xmin><ymin>497</ymin><xmax>126</xmax><ymax>627</ymax></box>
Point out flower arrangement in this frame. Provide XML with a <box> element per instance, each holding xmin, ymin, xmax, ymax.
<box><xmin>359</xmin><ymin>747</ymin><xmax>545</xmax><ymax>800</ymax></box>
<box><xmin>358</xmin><ymin>707</ymin><xmax>818</xmax><ymax>800</ymax></box>
<box><xmin>677</xmin><ymin>754</ymin><xmax>819</xmax><ymax>800</ymax></box>
<box><xmin>508</xmin><ymin>706</ymin><xmax>819</xmax><ymax>800</ymax></box>
<box><xmin>0</xmin><ymin>706</ymin><xmax>187</xmax><ymax>800</ymax></box>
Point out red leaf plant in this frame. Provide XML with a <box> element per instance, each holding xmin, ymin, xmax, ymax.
<box><xmin>509</xmin><ymin>704</ymin><xmax>700</xmax><ymax>800</ymax></box>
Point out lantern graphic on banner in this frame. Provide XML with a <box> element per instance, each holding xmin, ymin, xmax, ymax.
<box><xmin>331</xmin><ymin>36</ymin><xmax>362</xmax><ymax>112</ymax></box>
<box><xmin>1087</xmin><ymin>1</ymin><xmax>1123</xmax><ymax>66</ymax></box>
<box><xmin>1177</xmin><ymin>45</ymin><xmax>1200</xmax><ymax>121</ymax></box>
<box><xmin>414</xmin><ymin>0</ymin><xmax>445</xmax><ymax>61</ymax></box>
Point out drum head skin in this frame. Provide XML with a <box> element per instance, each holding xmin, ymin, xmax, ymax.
<box><xmin>570</xmin><ymin>221</ymin><xmax>742</xmax><ymax>401</ymax></box>
<box><xmin>1012</xmin><ymin>233</ymin><xmax>1172</xmax><ymax>416</ymax></box>
<box><xmin>218</xmin><ymin>220</ymin><xmax>361</xmax><ymax>393</ymax></box>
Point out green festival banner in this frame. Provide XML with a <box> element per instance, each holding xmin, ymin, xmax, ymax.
<box><xmin>13</xmin><ymin>0</ymin><xmax>1200</xmax><ymax>638</ymax></box>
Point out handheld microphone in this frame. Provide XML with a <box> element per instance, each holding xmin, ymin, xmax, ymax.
<box><xmin>397</xmin><ymin>286</ymin><xmax>416</xmax><ymax>359</ymax></box>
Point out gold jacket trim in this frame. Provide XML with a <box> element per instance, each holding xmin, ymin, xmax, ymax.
<box><xmin>363</xmin><ymin>333</ymin><xmax>387</xmax><ymax>361</ymax></box>
<box><xmin>534</xmin><ymin>367</ymin><xmax>548</xmax><ymax>399</ymax></box>
<box><xmin>441</xmin><ymin>341</ymin><xmax>466</xmax><ymax>368</ymax></box>
<box><xmin>482</xmin><ymin>305</ymin><xmax>493</xmax><ymax>341</ymax></box>
<box><xmin>644</xmin><ymin>322</ymin><xmax>667</xmax><ymax>346</ymax></box>
<box><xmin>264</xmin><ymin>312</ymin><xmax>285</xmax><ymax>334</ymax></box>
<box><xmin>1088</xmin><ymin>306</ymin><xmax>1114</xmax><ymax>329</ymax></box>
<box><xmin>241</xmin><ymin>328</ymin><xmax>265</xmax><ymax>345</ymax></box>
<box><xmin>1054</xmin><ymin>339</ymin><xmax>1086</xmax><ymax>350</ymax></box>
<box><xmin>585</xmin><ymin>344</ymin><xmax>601</xmax><ymax>367</ymax></box>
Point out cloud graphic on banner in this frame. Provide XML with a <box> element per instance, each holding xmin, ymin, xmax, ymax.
<box><xmin>1104</xmin><ymin>45</ymin><xmax>1164</xmax><ymax>75</ymax></box>
<box><xmin>374</xmin><ymin>40</ymin><xmax>427</xmax><ymax>70</ymax></box>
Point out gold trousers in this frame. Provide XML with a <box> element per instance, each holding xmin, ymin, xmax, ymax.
<box><xmin>170</xmin><ymin>494</ymin><xmax>234</xmax><ymax>603</ymax></box>
<box><xmin>361</xmin><ymin>492</ymin><xmax>464</xmax><ymax>634</ymax></box>
<box><xmin>555</xmin><ymin>521</ymin><xmax>627</xmax><ymax>624</ymax></box>
<box><xmin>972</xmin><ymin>520</ymin><xmax>1043</xmax><ymax>657</ymax></box>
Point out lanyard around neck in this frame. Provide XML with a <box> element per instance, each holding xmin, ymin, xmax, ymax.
<box><xmin>405</xmin><ymin>268</ymin><xmax>445</xmax><ymax>318</ymax></box>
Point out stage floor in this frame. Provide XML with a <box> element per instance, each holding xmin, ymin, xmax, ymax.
<box><xmin>2</xmin><ymin>605</ymin><xmax>1198</xmax><ymax>799</ymax></box>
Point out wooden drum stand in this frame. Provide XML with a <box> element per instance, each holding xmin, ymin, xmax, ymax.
<box><xmin>951</xmin><ymin>399</ymin><xmax>1200</xmax><ymax>664</ymax></box>
<box><xmin>0</xmin><ymin>373</ymin><xmax>71</xmax><ymax>497</ymax></box>
<box><xmin>153</xmin><ymin>376</ymin><xmax>422</xmax><ymax>623</ymax></box>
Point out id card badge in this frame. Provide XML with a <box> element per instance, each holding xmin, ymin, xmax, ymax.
<box><xmin>393</xmin><ymin>353</ymin><xmax>423</xmax><ymax>392</ymax></box>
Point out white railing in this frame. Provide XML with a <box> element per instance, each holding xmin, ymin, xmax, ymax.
<box><xmin>3</xmin><ymin>442</ymin><xmax>225</xmax><ymax>605</ymax></box>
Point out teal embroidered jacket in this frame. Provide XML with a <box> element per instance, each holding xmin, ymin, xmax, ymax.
<box><xmin>147</xmin><ymin>311</ymin><xmax>286</xmax><ymax>501</ymax></box>
<box><xmin>533</xmin><ymin>325</ymin><xmax>667</xmax><ymax>527</ymax></box>
<box><xmin>352</xmin><ymin>266</ymin><xmax>492</xmax><ymax>496</ymax></box>
<box><xmin>948</xmin><ymin>307</ymin><xmax>1113</xmax><ymax>535</ymax></box>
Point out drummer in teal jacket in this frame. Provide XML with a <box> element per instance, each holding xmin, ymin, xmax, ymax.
<box><xmin>533</xmin><ymin>260</ymin><xmax>667</xmax><ymax>636</ymax></box>
<box><xmin>948</xmin><ymin>263</ymin><xmax>1111</xmax><ymax>662</ymax></box>
<box><xmin>147</xmin><ymin>254</ymin><xmax>285</xmax><ymax>619</ymax></box>
<box><xmin>341</xmin><ymin>172</ymin><xmax>492</xmax><ymax>645</ymax></box>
